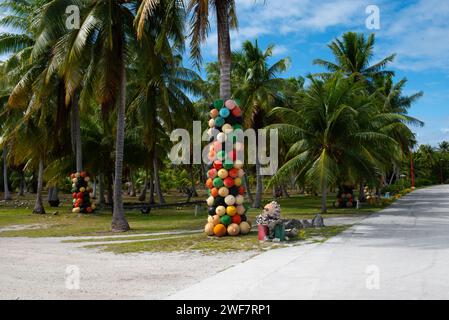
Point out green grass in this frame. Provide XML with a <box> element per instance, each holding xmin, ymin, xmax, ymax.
<box><xmin>86</xmin><ymin>225</ymin><xmax>352</xmax><ymax>254</ymax></box>
<box><xmin>298</xmin><ymin>225</ymin><xmax>352</xmax><ymax>243</ymax></box>
<box><xmin>0</xmin><ymin>207</ymin><xmax>204</xmax><ymax>237</ymax></box>
<box><xmin>62</xmin><ymin>231</ymin><xmax>199</xmax><ymax>243</ymax></box>
<box><xmin>0</xmin><ymin>192</ymin><xmax>389</xmax><ymax>238</ymax></box>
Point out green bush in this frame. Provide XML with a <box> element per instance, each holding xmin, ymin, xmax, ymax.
<box><xmin>381</xmin><ymin>180</ymin><xmax>411</xmax><ymax>195</ymax></box>
<box><xmin>414</xmin><ymin>178</ymin><xmax>434</xmax><ymax>188</ymax></box>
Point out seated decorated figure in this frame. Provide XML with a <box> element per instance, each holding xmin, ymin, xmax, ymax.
<box><xmin>256</xmin><ymin>201</ymin><xmax>286</xmax><ymax>240</ymax></box>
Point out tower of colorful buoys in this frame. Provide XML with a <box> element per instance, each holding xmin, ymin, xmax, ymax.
<box><xmin>70</xmin><ymin>172</ymin><xmax>96</xmax><ymax>214</ymax></box>
<box><xmin>204</xmin><ymin>99</ymin><xmax>251</xmax><ymax>237</ymax></box>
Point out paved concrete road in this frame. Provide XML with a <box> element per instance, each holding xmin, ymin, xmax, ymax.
<box><xmin>169</xmin><ymin>185</ymin><xmax>449</xmax><ymax>300</ymax></box>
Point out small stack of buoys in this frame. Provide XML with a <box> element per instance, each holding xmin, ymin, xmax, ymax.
<box><xmin>335</xmin><ymin>187</ymin><xmax>355</xmax><ymax>208</ymax></box>
<box><xmin>70</xmin><ymin>172</ymin><xmax>95</xmax><ymax>213</ymax></box>
<box><xmin>203</xmin><ymin>99</ymin><xmax>252</xmax><ymax>237</ymax></box>
<box><xmin>365</xmin><ymin>186</ymin><xmax>380</xmax><ymax>205</ymax></box>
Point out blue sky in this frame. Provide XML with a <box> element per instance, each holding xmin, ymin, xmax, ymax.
<box><xmin>1</xmin><ymin>0</ymin><xmax>448</xmax><ymax>146</ymax></box>
<box><xmin>195</xmin><ymin>0</ymin><xmax>449</xmax><ymax>147</ymax></box>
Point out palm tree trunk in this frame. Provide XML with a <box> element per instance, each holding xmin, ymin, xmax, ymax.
<box><xmin>153</xmin><ymin>152</ymin><xmax>165</xmax><ymax>204</ymax></box>
<box><xmin>216</xmin><ymin>1</ymin><xmax>232</xmax><ymax>100</ymax></box>
<box><xmin>189</xmin><ymin>164</ymin><xmax>198</xmax><ymax>197</ymax></box>
<box><xmin>19</xmin><ymin>169</ymin><xmax>25</xmax><ymax>196</ymax></box>
<box><xmin>321</xmin><ymin>179</ymin><xmax>328</xmax><ymax>214</ymax></box>
<box><xmin>71</xmin><ymin>105</ymin><xmax>76</xmax><ymax>155</ymax></box>
<box><xmin>92</xmin><ymin>178</ymin><xmax>97</xmax><ymax>199</ymax></box>
<box><xmin>73</xmin><ymin>96</ymin><xmax>83</xmax><ymax>173</ymax></box>
<box><xmin>3</xmin><ymin>147</ymin><xmax>11</xmax><ymax>200</ymax></box>
<box><xmin>107</xmin><ymin>174</ymin><xmax>113</xmax><ymax>205</ymax></box>
<box><xmin>48</xmin><ymin>186</ymin><xmax>60</xmax><ymax>207</ymax></box>
<box><xmin>243</xmin><ymin>174</ymin><xmax>254</xmax><ymax>203</ymax></box>
<box><xmin>99</xmin><ymin>173</ymin><xmax>105</xmax><ymax>206</ymax></box>
<box><xmin>358</xmin><ymin>182</ymin><xmax>366</xmax><ymax>202</ymax></box>
<box><xmin>388</xmin><ymin>165</ymin><xmax>396</xmax><ymax>185</ymax></box>
<box><xmin>148</xmin><ymin>178</ymin><xmax>155</xmax><ymax>205</ymax></box>
<box><xmin>281</xmin><ymin>184</ymin><xmax>290</xmax><ymax>198</ymax></box>
<box><xmin>253</xmin><ymin>156</ymin><xmax>263</xmax><ymax>208</ymax></box>
<box><xmin>138</xmin><ymin>174</ymin><xmax>148</xmax><ymax>202</ymax></box>
<box><xmin>47</xmin><ymin>187</ymin><xmax>53</xmax><ymax>202</ymax></box>
<box><xmin>111</xmin><ymin>47</ymin><xmax>130</xmax><ymax>232</ymax></box>
<box><xmin>33</xmin><ymin>157</ymin><xmax>45</xmax><ymax>214</ymax></box>
<box><xmin>128</xmin><ymin>168</ymin><xmax>135</xmax><ymax>197</ymax></box>
<box><xmin>200</xmin><ymin>164</ymin><xmax>206</xmax><ymax>188</ymax></box>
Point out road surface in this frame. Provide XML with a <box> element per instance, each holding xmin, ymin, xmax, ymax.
<box><xmin>169</xmin><ymin>185</ymin><xmax>449</xmax><ymax>299</ymax></box>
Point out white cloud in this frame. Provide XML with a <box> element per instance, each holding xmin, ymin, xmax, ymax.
<box><xmin>442</xmin><ymin>128</ymin><xmax>449</xmax><ymax>134</ymax></box>
<box><xmin>236</xmin><ymin>0</ymin><xmax>369</xmax><ymax>34</ymax></box>
<box><xmin>272</xmin><ymin>45</ymin><xmax>289</xmax><ymax>56</ymax></box>
<box><xmin>287</xmin><ymin>1</ymin><xmax>367</xmax><ymax>32</ymax></box>
<box><xmin>198</xmin><ymin>0</ymin><xmax>449</xmax><ymax>75</ymax></box>
<box><xmin>201</xmin><ymin>0</ymin><xmax>371</xmax><ymax>59</ymax></box>
<box><xmin>379</xmin><ymin>0</ymin><xmax>449</xmax><ymax>72</ymax></box>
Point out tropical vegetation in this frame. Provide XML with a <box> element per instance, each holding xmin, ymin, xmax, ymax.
<box><xmin>0</xmin><ymin>0</ymin><xmax>443</xmax><ymax>232</ymax></box>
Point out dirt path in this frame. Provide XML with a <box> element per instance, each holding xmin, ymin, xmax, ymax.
<box><xmin>0</xmin><ymin>235</ymin><xmax>257</xmax><ymax>300</ymax></box>
<box><xmin>0</xmin><ymin>215</ymin><xmax>362</xmax><ymax>300</ymax></box>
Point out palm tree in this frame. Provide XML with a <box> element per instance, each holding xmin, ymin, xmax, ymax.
<box><xmin>79</xmin><ymin>107</ymin><xmax>115</xmax><ymax>206</ymax></box>
<box><xmin>0</xmin><ymin>0</ymin><xmax>45</xmax><ymax>201</ymax></box>
<box><xmin>32</xmin><ymin>2</ymin><xmax>87</xmax><ymax>173</ymax></box>
<box><xmin>234</xmin><ymin>40</ymin><xmax>289</xmax><ymax>207</ymax></box>
<box><xmin>127</xmin><ymin>47</ymin><xmax>204</xmax><ymax>203</ymax></box>
<box><xmin>0</xmin><ymin>62</ymin><xmax>13</xmax><ymax>200</ymax></box>
<box><xmin>2</xmin><ymin>146</ymin><xmax>12</xmax><ymax>200</ymax></box>
<box><xmin>5</xmin><ymin>74</ymin><xmax>64</xmax><ymax>215</ymax></box>
<box><xmin>37</xmin><ymin>0</ymin><xmax>139</xmax><ymax>231</ymax></box>
<box><xmin>186</xmin><ymin>0</ymin><xmax>237</xmax><ymax>99</ymax></box>
<box><xmin>0</xmin><ymin>1</ymin><xmax>36</xmax><ymax>58</ymax></box>
<box><xmin>372</xmin><ymin>75</ymin><xmax>423</xmax><ymax>184</ymax></box>
<box><xmin>414</xmin><ymin>144</ymin><xmax>436</xmax><ymax>182</ymax></box>
<box><xmin>439</xmin><ymin>141</ymin><xmax>449</xmax><ymax>153</ymax></box>
<box><xmin>313</xmin><ymin>32</ymin><xmax>395</xmax><ymax>81</ymax></box>
<box><xmin>268</xmin><ymin>73</ymin><xmax>400</xmax><ymax>215</ymax></box>
<box><xmin>438</xmin><ymin>142</ymin><xmax>449</xmax><ymax>184</ymax></box>
<box><xmin>2</xmin><ymin>0</ymin><xmax>84</xmax><ymax>212</ymax></box>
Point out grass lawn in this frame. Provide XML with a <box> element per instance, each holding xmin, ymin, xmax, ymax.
<box><xmin>84</xmin><ymin>225</ymin><xmax>352</xmax><ymax>254</ymax></box>
<box><xmin>0</xmin><ymin>191</ymin><xmax>390</xmax><ymax>239</ymax></box>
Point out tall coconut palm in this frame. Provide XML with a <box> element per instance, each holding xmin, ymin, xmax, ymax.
<box><xmin>439</xmin><ymin>141</ymin><xmax>449</xmax><ymax>153</ymax></box>
<box><xmin>313</xmin><ymin>32</ymin><xmax>396</xmax><ymax>81</ymax></box>
<box><xmin>0</xmin><ymin>62</ymin><xmax>12</xmax><ymax>200</ymax></box>
<box><xmin>127</xmin><ymin>48</ymin><xmax>204</xmax><ymax>203</ymax></box>
<box><xmin>185</xmin><ymin>0</ymin><xmax>237</xmax><ymax>99</ymax></box>
<box><xmin>372</xmin><ymin>75</ymin><xmax>424</xmax><ymax>183</ymax></box>
<box><xmin>133</xmin><ymin>0</ymin><xmax>203</xmax><ymax>204</ymax></box>
<box><xmin>0</xmin><ymin>0</ymin><xmax>45</xmax><ymax>200</ymax></box>
<box><xmin>136</xmin><ymin>0</ymin><xmax>237</xmax><ymax>99</ymax></box>
<box><xmin>268</xmin><ymin>73</ymin><xmax>401</xmax><ymax>215</ymax></box>
<box><xmin>2</xmin><ymin>146</ymin><xmax>12</xmax><ymax>200</ymax></box>
<box><xmin>0</xmin><ymin>0</ymin><xmax>36</xmax><ymax>57</ymax></box>
<box><xmin>8</xmin><ymin>115</ymin><xmax>49</xmax><ymax>214</ymax></box>
<box><xmin>4</xmin><ymin>67</ymin><xmax>67</xmax><ymax>214</ymax></box>
<box><xmin>2</xmin><ymin>0</ymin><xmax>81</xmax><ymax>212</ymax></box>
<box><xmin>234</xmin><ymin>40</ymin><xmax>289</xmax><ymax>207</ymax></box>
<box><xmin>38</xmin><ymin>0</ymin><xmax>140</xmax><ymax>231</ymax></box>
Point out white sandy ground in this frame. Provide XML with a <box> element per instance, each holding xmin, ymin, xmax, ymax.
<box><xmin>0</xmin><ymin>235</ymin><xmax>259</xmax><ymax>300</ymax></box>
<box><xmin>0</xmin><ymin>213</ymin><xmax>364</xmax><ymax>300</ymax></box>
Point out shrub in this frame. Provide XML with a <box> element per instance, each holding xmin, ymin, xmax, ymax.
<box><xmin>414</xmin><ymin>178</ymin><xmax>434</xmax><ymax>188</ymax></box>
<box><xmin>381</xmin><ymin>180</ymin><xmax>411</xmax><ymax>195</ymax></box>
